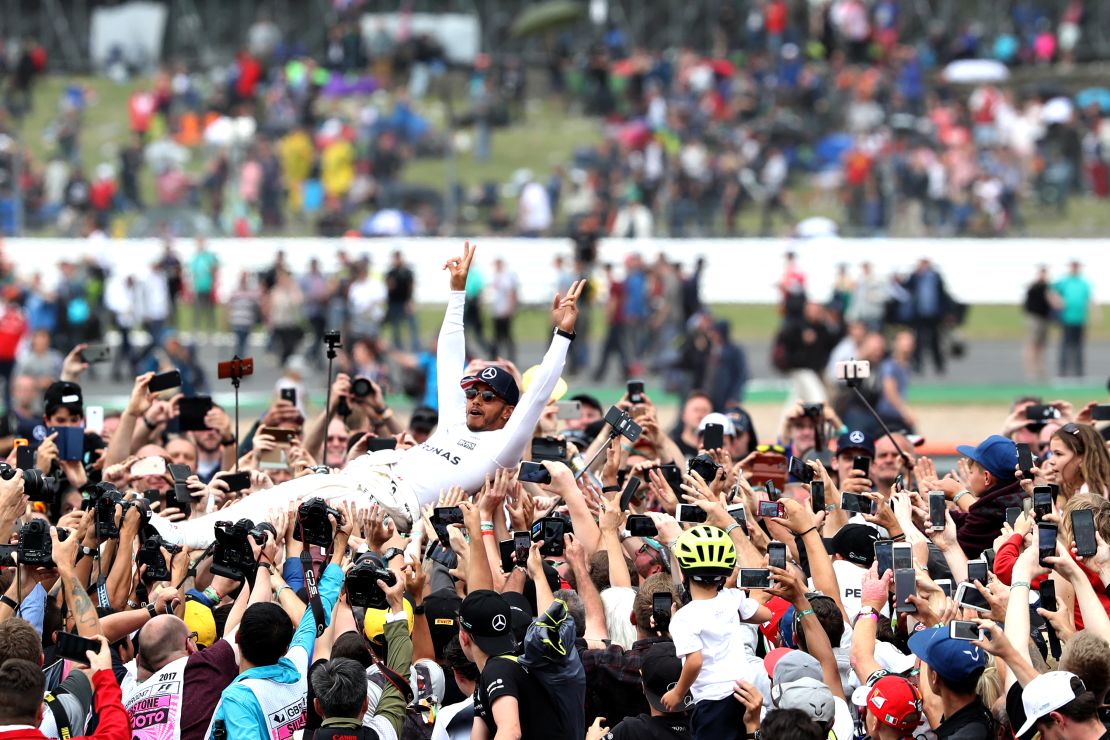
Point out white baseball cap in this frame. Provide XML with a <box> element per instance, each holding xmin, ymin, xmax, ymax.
<box><xmin>698</xmin><ymin>412</ymin><xmax>736</xmax><ymax>436</ymax></box>
<box><xmin>1016</xmin><ymin>671</ymin><xmax>1087</xmax><ymax>739</ymax></box>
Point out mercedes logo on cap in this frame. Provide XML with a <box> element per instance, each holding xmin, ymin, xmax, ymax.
<box><xmin>849</xmin><ymin>431</ymin><xmax>864</xmax><ymax>444</ymax></box>
<box><xmin>491</xmin><ymin>614</ymin><xmax>507</xmax><ymax>632</ymax></box>
<box><xmin>480</xmin><ymin>367</ymin><xmax>498</xmax><ymax>380</ymax></box>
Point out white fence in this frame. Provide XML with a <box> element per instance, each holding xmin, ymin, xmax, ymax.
<box><xmin>6</xmin><ymin>237</ymin><xmax>1105</xmax><ymax>305</ymax></box>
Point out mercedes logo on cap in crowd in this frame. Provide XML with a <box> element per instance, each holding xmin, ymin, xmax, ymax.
<box><xmin>849</xmin><ymin>431</ymin><xmax>864</xmax><ymax>444</ymax></box>
<box><xmin>491</xmin><ymin>614</ymin><xmax>507</xmax><ymax>632</ymax></box>
<box><xmin>480</xmin><ymin>367</ymin><xmax>498</xmax><ymax>380</ymax></box>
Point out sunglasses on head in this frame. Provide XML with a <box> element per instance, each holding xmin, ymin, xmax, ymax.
<box><xmin>464</xmin><ymin>388</ymin><xmax>498</xmax><ymax>402</ymax></box>
<box><xmin>1061</xmin><ymin>422</ymin><xmax>1082</xmax><ymax>436</ymax></box>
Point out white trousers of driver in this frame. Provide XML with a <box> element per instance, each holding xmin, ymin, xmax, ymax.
<box><xmin>149</xmin><ymin>450</ymin><xmax>421</xmax><ymax>549</ymax></box>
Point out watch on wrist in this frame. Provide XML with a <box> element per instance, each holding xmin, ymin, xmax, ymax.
<box><xmin>381</xmin><ymin>547</ymin><xmax>405</xmax><ymax>562</ymax></box>
<box><xmin>147</xmin><ymin>603</ymin><xmax>158</xmax><ymax>619</ymax></box>
<box><xmin>554</xmin><ymin>327</ymin><xmax>576</xmax><ymax>341</ymax></box>
<box><xmin>220</xmin><ymin>435</ymin><xmax>236</xmax><ymax>446</ymax></box>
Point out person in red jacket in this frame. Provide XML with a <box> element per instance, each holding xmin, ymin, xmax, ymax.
<box><xmin>0</xmin><ymin>636</ymin><xmax>130</xmax><ymax>740</ymax></box>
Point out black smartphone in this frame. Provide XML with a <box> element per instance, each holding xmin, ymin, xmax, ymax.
<box><xmin>739</xmin><ymin>569</ymin><xmax>771</xmax><ymax>589</ymax></box>
<box><xmin>768</xmin><ymin>541</ymin><xmax>787</xmax><ymax>571</ymax></box>
<box><xmin>1017</xmin><ymin>443</ymin><xmax>1034</xmax><ymax>477</ymax></box>
<box><xmin>627</xmin><ymin>379</ymin><xmax>645</xmax><ymax>405</ymax></box>
<box><xmin>433</xmin><ymin>506</ymin><xmax>465</xmax><ymax>526</ymax></box>
<box><xmin>874</xmin><ymin>540</ymin><xmax>894</xmax><ymax>576</ymax></box>
<box><xmin>168</xmin><ymin>463</ymin><xmax>192</xmax><ymax>506</ymax></box>
<box><xmin>80</xmin><ymin>344</ymin><xmax>111</xmax><ymax>363</ymax></box>
<box><xmin>1026</xmin><ymin>404</ymin><xmax>1060</xmax><ymax>421</ymax></box>
<box><xmin>149</xmin><ymin>370</ymin><xmax>183</xmax><ymax>393</ymax></box>
<box><xmin>604</xmin><ymin>405</ymin><xmax>643</xmax><ymax>443</ymax></box>
<box><xmin>366</xmin><ymin>437</ymin><xmax>398</xmax><ymax>452</ymax></box>
<box><xmin>853</xmin><ymin>455</ymin><xmax>872</xmax><ymax>479</ymax></box>
<box><xmin>841</xmin><ymin>492</ymin><xmax>873</xmax><ymax>515</ymax></box>
<box><xmin>513</xmin><ymin>531</ymin><xmax>531</xmax><ymax>567</ymax></box>
<box><xmin>531</xmin><ymin>517</ymin><xmax>569</xmax><ymax>557</ymax></box>
<box><xmin>984</xmin><ymin>548</ymin><xmax>997</xmax><ymax>573</ymax></box>
<box><xmin>894</xmin><ymin>473</ymin><xmax>905</xmax><ymax>493</ymax></box>
<box><xmin>627</xmin><ymin>514</ymin><xmax>658</xmax><ymax>537</ymax></box>
<box><xmin>427</xmin><ymin>542</ymin><xmax>458</xmax><ymax>570</ymax></box>
<box><xmin>519</xmin><ymin>461</ymin><xmax>551</xmax><ymax>484</ymax></box>
<box><xmin>1039</xmin><ymin>579</ymin><xmax>1058</xmax><ymax>611</ymax></box>
<box><xmin>765</xmin><ymin>479</ymin><xmax>780</xmax><ymax>502</ymax></box>
<box><xmin>652</xmin><ymin>592</ymin><xmax>672</xmax><ymax>625</ymax></box>
<box><xmin>788</xmin><ymin>455</ymin><xmax>814</xmax><ymax>484</ymax></box>
<box><xmin>929</xmin><ymin>491</ymin><xmax>946</xmax><ymax>531</ymax></box>
<box><xmin>54</xmin><ymin>631</ymin><xmax>99</xmax><ymax>665</ymax></box>
<box><xmin>1039</xmin><ymin>523</ymin><xmax>1058</xmax><ymax>567</ymax></box>
<box><xmin>1091</xmin><ymin>405</ymin><xmax>1110</xmax><ymax>421</ymax></box>
<box><xmin>892</xmin><ymin>542</ymin><xmax>913</xmax><ymax>571</ymax></box>
<box><xmin>810</xmin><ymin>480</ymin><xmax>825</xmax><ymax>512</ymax></box>
<box><xmin>1072</xmin><ymin>509</ymin><xmax>1098</xmax><ymax>557</ymax></box>
<box><xmin>676</xmin><ymin>504</ymin><xmax>708</xmax><ymax>524</ymax></box>
<box><xmin>498</xmin><ymin>539</ymin><xmax>515</xmax><ymax>573</ymax></box>
<box><xmin>0</xmin><ymin>543</ymin><xmax>15</xmax><ymax>567</ymax></box>
<box><xmin>619</xmin><ymin>475</ymin><xmax>643</xmax><ymax>511</ymax></box>
<box><xmin>1006</xmin><ymin>507</ymin><xmax>1022</xmax><ymax>529</ymax></box>
<box><xmin>758</xmin><ymin>500</ymin><xmax>784</xmax><ymax>518</ymax></box>
<box><xmin>949</xmin><ymin>620</ymin><xmax>981</xmax><ymax>641</ymax></box>
<box><xmin>281</xmin><ymin>388</ymin><xmax>297</xmax><ymax>405</ymax></box>
<box><xmin>15</xmin><ymin>444</ymin><xmax>34</xmax><ymax>470</ymax></box>
<box><xmin>1033</xmin><ymin>487</ymin><xmax>1054</xmax><ymax>519</ymax></box>
<box><xmin>162</xmin><ymin>488</ymin><xmax>177</xmax><ymax>512</ymax></box>
<box><xmin>894</xmin><ymin>569</ymin><xmax>917</xmax><ymax>613</ymax></box>
<box><xmin>178</xmin><ymin>395</ymin><xmax>214</xmax><ymax>431</ymax></box>
<box><xmin>702</xmin><ymin>423</ymin><xmax>724</xmax><ymax>451</ymax></box>
<box><xmin>531</xmin><ymin>436</ymin><xmax>567</xmax><ymax>463</ymax></box>
<box><xmin>967</xmin><ymin>559</ymin><xmax>988</xmax><ymax>584</ymax></box>
<box><xmin>727</xmin><ymin>505</ymin><xmax>748</xmax><ymax>530</ymax></box>
<box><xmin>658</xmin><ymin>463</ymin><xmax>683</xmax><ymax>492</ymax></box>
<box><xmin>220</xmin><ymin>471</ymin><xmax>252</xmax><ymax>493</ymax></box>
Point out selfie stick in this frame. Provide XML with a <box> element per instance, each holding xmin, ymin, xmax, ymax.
<box><xmin>322</xmin><ymin>333</ymin><xmax>342</xmax><ymax>462</ymax></box>
<box><xmin>229</xmin><ymin>358</ymin><xmax>243</xmax><ymax>471</ymax></box>
<box><xmin>841</xmin><ymin>362</ymin><xmax>913</xmax><ymax>469</ymax></box>
<box><xmin>575</xmin><ymin>430</ymin><xmax>620</xmax><ymax>482</ymax></box>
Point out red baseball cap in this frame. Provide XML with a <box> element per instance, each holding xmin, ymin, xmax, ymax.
<box><xmin>857</xmin><ymin>676</ymin><xmax>924</xmax><ymax>733</ymax></box>
<box><xmin>758</xmin><ymin>596</ymin><xmax>792</xmax><ymax>643</ymax></box>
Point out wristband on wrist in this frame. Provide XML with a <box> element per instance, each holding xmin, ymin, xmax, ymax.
<box><xmin>142</xmin><ymin>415</ymin><xmax>157</xmax><ymax>430</ymax></box>
<box><xmin>724</xmin><ymin>523</ymin><xmax>741</xmax><ymax>536</ymax></box>
<box><xmin>203</xmin><ymin>586</ymin><xmax>220</xmax><ymax>603</ymax></box>
<box><xmin>1010</xmin><ymin>580</ymin><xmax>1031</xmax><ymax>591</ymax></box>
<box><xmin>0</xmin><ymin>594</ymin><xmax>17</xmax><ymax>610</ymax></box>
<box><xmin>480</xmin><ymin>530</ymin><xmax>496</xmax><ymax>537</ymax></box>
<box><xmin>480</xmin><ymin>521</ymin><xmax>495</xmax><ymax>532</ymax></box>
<box><xmin>275</xmin><ymin>585</ymin><xmax>289</xmax><ymax>599</ymax></box>
<box><xmin>796</xmin><ymin>608</ymin><xmax>815</xmax><ymax>619</ymax></box>
<box><xmin>795</xmin><ymin>526</ymin><xmax>818</xmax><ymax>538</ymax></box>
<box><xmin>412</xmin><ymin>603</ymin><xmax>426</xmax><ymax>615</ymax></box>
<box><xmin>953</xmin><ymin>490</ymin><xmax>972</xmax><ymax>505</ymax></box>
<box><xmin>601</xmin><ymin>485</ymin><xmax>621</xmax><ymax>493</ymax></box>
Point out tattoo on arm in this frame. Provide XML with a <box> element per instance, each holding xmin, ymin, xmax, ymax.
<box><xmin>68</xmin><ymin>576</ymin><xmax>101</xmax><ymax>635</ymax></box>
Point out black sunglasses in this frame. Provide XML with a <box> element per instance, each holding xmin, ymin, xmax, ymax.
<box><xmin>464</xmin><ymin>388</ymin><xmax>497</xmax><ymax>402</ymax></box>
<box><xmin>1061</xmin><ymin>423</ymin><xmax>1082</xmax><ymax>437</ymax></box>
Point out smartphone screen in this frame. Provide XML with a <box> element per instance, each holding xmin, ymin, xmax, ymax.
<box><xmin>1073</xmin><ymin>509</ymin><xmax>1098</xmax><ymax>557</ymax></box>
<box><xmin>513</xmin><ymin>531</ymin><xmax>530</xmax><ymax>565</ymax></box>
<box><xmin>81</xmin><ymin>344</ymin><xmax>111</xmax><ymax>363</ymax></box>
<box><xmin>768</xmin><ymin>541</ymin><xmax>787</xmax><ymax>570</ymax></box>
<box><xmin>936</xmin><ymin>579</ymin><xmax>953</xmax><ymax>597</ymax></box>
<box><xmin>955</xmin><ymin>582</ymin><xmax>990</xmax><ymax>612</ymax></box>
<box><xmin>1033</xmin><ymin>487</ymin><xmax>1053</xmax><ymax>519</ymax></box>
<box><xmin>619</xmin><ymin>475</ymin><xmax>643</xmax><ymax>511</ymax></box>
<box><xmin>758</xmin><ymin>500</ymin><xmax>784</xmax><ymax>518</ymax></box>
<box><xmin>739</xmin><ymin>569</ymin><xmax>771</xmax><ymax>589</ymax></box>
<box><xmin>1039</xmin><ymin>523</ymin><xmax>1058</xmax><ymax>567</ymax></box>
<box><xmin>627</xmin><ymin>380</ymin><xmax>645</xmax><ymax>405</ymax></box>
<box><xmin>652</xmin><ymin>592</ymin><xmax>672</xmax><ymax>621</ymax></box>
<box><xmin>874</xmin><ymin>540</ymin><xmax>894</xmax><ymax>576</ymax></box>
<box><xmin>220</xmin><ymin>471</ymin><xmax>252</xmax><ymax>493</ymax></box>
<box><xmin>894</xmin><ymin>569</ymin><xmax>917</xmax><ymax>613</ymax></box>
<box><xmin>788</xmin><ymin>455</ymin><xmax>814</xmax><ymax>484</ymax></box>
<box><xmin>676</xmin><ymin>504</ymin><xmax>708</xmax><ymax>524</ymax></box>
<box><xmin>702</xmin><ymin>423</ymin><xmax>724</xmax><ymax>451</ymax></box>
<box><xmin>853</xmin><ymin>456</ymin><xmax>872</xmax><ymax>478</ymax></box>
<box><xmin>531</xmin><ymin>436</ymin><xmax>567</xmax><ymax>463</ymax></box>
<box><xmin>967</xmin><ymin>560</ymin><xmax>988</xmax><ymax>584</ymax></box>
<box><xmin>433</xmin><ymin>506</ymin><xmax>465</xmax><ymax>525</ymax></box>
<box><xmin>519</xmin><ymin>461</ymin><xmax>551</xmax><ymax>484</ymax></box>
<box><xmin>950</xmin><ymin>620</ymin><xmax>981</xmax><ymax>641</ymax></box>
<box><xmin>841</xmin><ymin>492</ymin><xmax>872</xmax><ymax>515</ymax></box>
<box><xmin>892</xmin><ymin>543</ymin><xmax>913</xmax><ymax>571</ymax></box>
<box><xmin>1091</xmin><ymin>405</ymin><xmax>1110</xmax><ymax>421</ymax></box>
<box><xmin>54</xmin><ymin>632</ymin><xmax>99</xmax><ymax>665</ymax></box>
<box><xmin>1017</xmin><ymin>443</ymin><xmax>1034</xmax><ymax>477</ymax></box>
<box><xmin>1039</xmin><ymin>580</ymin><xmax>1058</xmax><ymax>611</ymax></box>
<box><xmin>810</xmin><ymin>480</ymin><xmax>825</xmax><ymax>512</ymax></box>
<box><xmin>929</xmin><ymin>491</ymin><xmax>946</xmax><ymax>530</ymax></box>
<box><xmin>498</xmin><ymin>539</ymin><xmax>515</xmax><ymax>573</ymax></box>
<box><xmin>178</xmin><ymin>396</ymin><xmax>214</xmax><ymax>432</ymax></box>
<box><xmin>627</xmin><ymin>515</ymin><xmax>658</xmax><ymax>537</ymax></box>
<box><xmin>1005</xmin><ymin>507</ymin><xmax>1021</xmax><ymax>529</ymax></box>
<box><xmin>149</xmin><ymin>370</ymin><xmax>182</xmax><ymax>393</ymax></box>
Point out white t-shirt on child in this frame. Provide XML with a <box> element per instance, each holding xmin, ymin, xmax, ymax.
<box><xmin>669</xmin><ymin>588</ymin><xmax>769</xmax><ymax>702</ymax></box>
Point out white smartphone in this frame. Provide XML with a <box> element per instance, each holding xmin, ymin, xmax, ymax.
<box><xmin>954</xmin><ymin>582</ymin><xmax>991</xmax><ymax>612</ymax></box>
<box><xmin>892</xmin><ymin>542</ymin><xmax>913</xmax><ymax>571</ymax></box>
<box><xmin>85</xmin><ymin>405</ymin><xmax>104</xmax><ymax>435</ymax></box>
<box><xmin>555</xmin><ymin>401</ymin><xmax>581</xmax><ymax>420</ymax></box>
<box><xmin>130</xmin><ymin>455</ymin><xmax>167</xmax><ymax>477</ymax></box>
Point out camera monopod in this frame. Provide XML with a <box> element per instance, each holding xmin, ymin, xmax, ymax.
<box><xmin>217</xmin><ymin>356</ymin><xmax>254</xmax><ymax>471</ymax></box>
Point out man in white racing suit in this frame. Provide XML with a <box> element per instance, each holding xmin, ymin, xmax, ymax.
<box><xmin>155</xmin><ymin>243</ymin><xmax>586</xmax><ymax>549</ymax></box>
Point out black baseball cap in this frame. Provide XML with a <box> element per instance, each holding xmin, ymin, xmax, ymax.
<box><xmin>830</xmin><ymin>524</ymin><xmax>879</xmax><ymax>568</ymax></box>
<box><xmin>422</xmin><ymin>587</ymin><xmax>462</xmax><ymax>659</ymax></box>
<box><xmin>44</xmin><ymin>381</ymin><xmax>84</xmax><ymax>416</ymax></box>
<box><xmin>835</xmin><ymin>429</ymin><xmax>875</xmax><ymax>457</ymax></box>
<box><xmin>459</xmin><ymin>589</ymin><xmax>516</xmax><ymax>656</ymax></box>
<box><xmin>460</xmin><ymin>367</ymin><xmax>520</xmax><ymax>406</ymax></box>
<box><xmin>642</xmin><ymin>642</ymin><xmax>692</xmax><ymax>713</ymax></box>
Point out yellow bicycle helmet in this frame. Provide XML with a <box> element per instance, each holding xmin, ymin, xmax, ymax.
<box><xmin>673</xmin><ymin>525</ymin><xmax>737</xmax><ymax>578</ymax></box>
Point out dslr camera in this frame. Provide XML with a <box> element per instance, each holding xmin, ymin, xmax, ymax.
<box><xmin>688</xmin><ymin>454</ymin><xmax>722</xmax><ymax>483</ymax></box>
<box><xmin>138</xmin><ymin>535</ymin><xmax>181</xmax><ymax>582</ymax></box>
<box><xmin>345</xmin><ymin>554</ymin><xmax>397</xmax><ymax>610</ymax></box>
<box><xmin>0</xmin><ymin>462</ymin><xmax>59</xmax><ymax>503</ymax></box>
<box><xmin>18</xmin><ymin>519</ymin><xmax>69</xmax><ymax>567</ymax></box>
<box><xmin>90</xmin><ymin>484</ymin><xmax>151</xmax><ymax>539</ymax></box>
<box><xmin>211</xmin><ymin>519</ymin><xmax>275</xmax><ymax>581</ymax></box>
<box><xmin>294</xmin><ymin>497</ymin><xmax>341</xmax><ymax>547</ymax></box>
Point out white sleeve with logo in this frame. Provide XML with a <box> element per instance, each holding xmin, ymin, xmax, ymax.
<box><xmin>492</xmin><ymin>333</ymin><xmax>570</xmax><ymax>467</ymax></box>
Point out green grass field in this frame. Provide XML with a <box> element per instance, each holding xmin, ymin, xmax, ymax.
<box><xmin>19</xmin><ymin>75</ymin><xmax>1110</xmax><ymax>238</ymax></box>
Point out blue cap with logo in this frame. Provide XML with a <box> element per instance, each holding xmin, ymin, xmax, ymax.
<box><xmin>956</xmin><ymin>434</ymin><xmax>1017</xmax><ymax>481</ymax></box>
<box><xmin>836</xmin><ymin>429</ymin><xmax>875</xmax><ymax>457</ymax></box>
<box><xmin>460</xmin><ymin>366</ymin><xmax>520</xmax><ymax>406</ymax></box>
<box><xmin>908</xmin><ymin>625</ymin><xmax>987</xmax><ymax>684</ymax></box>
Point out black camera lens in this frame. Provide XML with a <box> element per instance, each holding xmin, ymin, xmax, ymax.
<box><xmin>0</xmin><ymin>462</ymin><xmax>59</xmax><ymax>502</ymax></box>
<box><xmin>350</xmin><ymin>378</ymin><xmax>373</xmax><ymax>398</ymax></box>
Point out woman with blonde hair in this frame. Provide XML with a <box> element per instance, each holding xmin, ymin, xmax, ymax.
<box><xmin>1045</xmin><ymin>423</ymin><xmax>1110</xmax><ymax>500</ymax></box>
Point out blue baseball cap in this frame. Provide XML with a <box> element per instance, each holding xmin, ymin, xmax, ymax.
<box><xmin>956</xmin><ymin>434</ymin><xmax>1017</xmax><ymax>481</ymax></box>
<box><xmin>835</xmin><ymin>430</ymin><xmax>875</xmax><ymax>457</ymax></box>
<box><xmin>908</xmin><ymin>626</ymin><xmax>987</xmax><ymax>684</ymax></box>
<box><xmin>460</xmin><ymin>366</ymin><xmax>520</xmax><ymax>406</ymax></box>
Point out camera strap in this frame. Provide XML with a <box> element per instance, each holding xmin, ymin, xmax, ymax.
<box><xmin>300</xmin><ymin>548</ymin><xmax>326</xmax><ymax>638</ymax></box>
<box><xmin>369</xmin><ymin>647</ymin><xmax>415</xmax><ymax>705</ymax></box>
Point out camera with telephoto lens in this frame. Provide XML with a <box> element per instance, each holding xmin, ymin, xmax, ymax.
<box><xmin>211</xmin><ymin>518</ymin><xmax>274</xmax><ymax>581</ymax></box>
<box><xmin>90</xmin><ymin>484</ymin><xmax>150</xmax><ymax>540</ymax></box>
<box><xmin>688</xmin><ymin>454</ymin><xmax>722</xmax><ymax>483</ymax></box>
<box><xmin>0</xmin><ymin>462</ymin><xmax>60</xmax><ymax>503</ymax></box>
<box><xmin>350</xmin><ymin>377</ymin><xmax>374</xmax><ymax>398</ymax></box>
<box><xmin>18</xmin><ymin>519</ymin><xmax>69</xmax><ymax>567</ymax></box>
<box><xmin>138</xmin><ymin>535</ymin><xmax>181</xmax><ymax>582</ymax></box>
<box><xmin>294</xmin><ymin>497</ymin><xmax>341</xmax><ymax>547</ymax></box>
<box><xmin>801</xmin><ymin>403</ymin><xmax>824</xmax><ymax>418</ymax></box>
<box><xmin>345</xmin><ymin>554</ymin><xmax>396</xmax><ymax>610</ymax></box>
